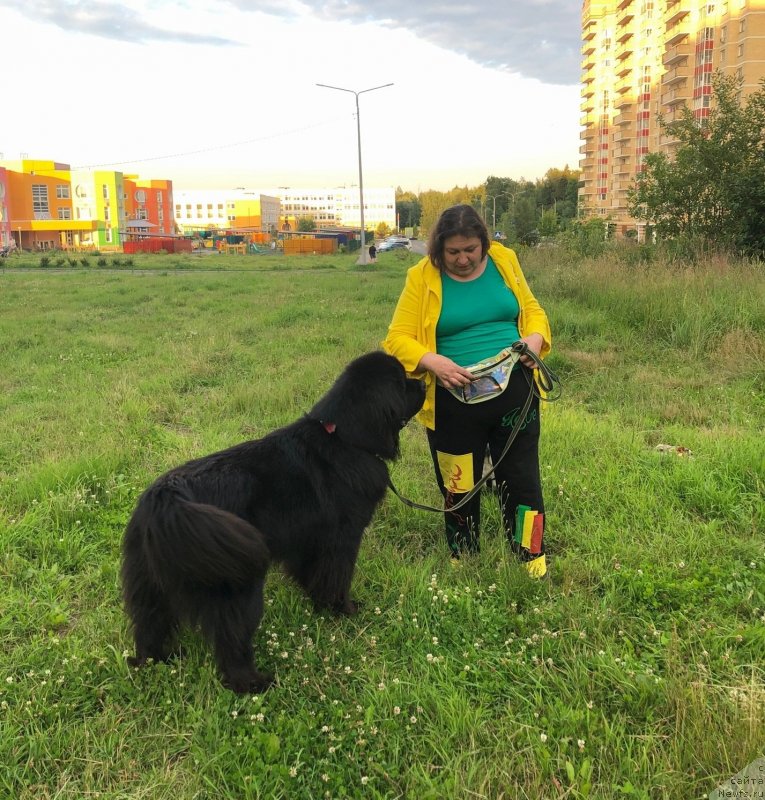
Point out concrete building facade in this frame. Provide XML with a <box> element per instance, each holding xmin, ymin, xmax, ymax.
<box><xmin>173</xmin><ymin>186</ymin><xmax>396</xmax><ymax>235</ymax></box>
<box><xmin>580</xmin><ymin>0</ymin><xmax>765</xmax><ymax>235</ymax></box>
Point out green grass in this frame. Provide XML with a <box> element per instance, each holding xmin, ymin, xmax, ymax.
<box><xmin>0</xmin><ymin>249</ymin><xmax>763</xmax><ymax>799</ymax></box>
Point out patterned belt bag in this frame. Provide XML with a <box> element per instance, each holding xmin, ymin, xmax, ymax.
<box><xmin>447</xmin><ymin>344</ymin><xmax>522</xmax><ymax>404</ymax></box>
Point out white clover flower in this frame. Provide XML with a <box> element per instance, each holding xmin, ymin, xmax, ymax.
<box><xmin>361</xmin><ymin>776</ymin><xmax>369</xmax><ymax>785</ymax></box>
<box><xmin>393</xmin><ymin>706</ymin><xmax>401</xmax><ymax>715</ymax></box>
<box><xmin>578</xmin><ymin>739</ymin><xmax>586</xmax><ymax>751</ymax></box>
<box><xmin>540</xmin><ymin>733</ymin><xmax>547</xmax><ymax>743</ymax></box>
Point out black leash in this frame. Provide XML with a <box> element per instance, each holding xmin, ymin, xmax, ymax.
<box><xmin>388</xmin><ymin>342</ymin><xmax>560</xmax><ymax>514</ymax></box>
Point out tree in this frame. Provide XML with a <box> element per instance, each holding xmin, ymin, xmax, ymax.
<box><xmin>513</xmin><ymin>196</ymin><xmax>539</xmax><ymax>246</ymax></box>
<box><xmin>629</xmin><ymin>73</ymin><xmax>765</xmax><ymax>256</ymax></box>
<box><xmin>395</xmin><ymin>188</ymin><xmax>421</xmax><ymax>229</ymax></box>
<box><xmin>538</xmin><ymin>208</ymin><xmax>559</xmax><ymax>238</ymax></box>
<box><xmin>296</xmin><ymin>216</ymin><xmax>315</xmax><ymax>232</ymax></box>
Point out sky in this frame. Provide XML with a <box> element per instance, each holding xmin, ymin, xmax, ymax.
<box><xmin>0</xmin><ymin>0</ymin><xmax>583</xmax><ymax>192</ymax></box>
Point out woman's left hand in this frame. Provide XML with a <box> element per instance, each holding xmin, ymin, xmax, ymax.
<box><xmin>518</xmin><ymin>333</ymin><xmax>544</xmax><ymax>369</ymax></box>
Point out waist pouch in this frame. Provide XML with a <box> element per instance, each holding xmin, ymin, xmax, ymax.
<box><xmin>447</xmin><ymin>345</ymin><xmax>522</xmax><ymax>404</ymax></box>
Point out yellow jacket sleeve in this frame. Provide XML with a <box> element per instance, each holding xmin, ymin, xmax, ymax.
<box><xmin>382</xmin><ymin>263</ymin><xmax>432</xmax><ymax>375</ymax></box>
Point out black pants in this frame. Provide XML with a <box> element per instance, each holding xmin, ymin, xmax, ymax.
<box><xmin>426</xmin><ymin>367</ymin><xmax>544</xmax><ymax>557</ymax></box>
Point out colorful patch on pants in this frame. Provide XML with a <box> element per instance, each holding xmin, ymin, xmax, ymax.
<box><xmin>436</xmin><ymin>451</ymin><xmax>474</xmax><ymax>494</ymax></box>
<box><xmin>514</xmin><ymin>507</ymin><xmax>544</xmax><ymax>556</ymax></box>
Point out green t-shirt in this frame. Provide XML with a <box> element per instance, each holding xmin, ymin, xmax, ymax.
<box><xmin>436</xmin><ymin>257</ymin><xmax>521</xmax><ymax>366</ymax></box>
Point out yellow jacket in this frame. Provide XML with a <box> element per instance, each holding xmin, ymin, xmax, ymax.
<box><xmin>382</xmin><ymin>241</ymin><xmax>551</xmax><ymax>429</ymax></box>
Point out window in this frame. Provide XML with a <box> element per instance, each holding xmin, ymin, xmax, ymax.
<box><xmin>56</xmin><ymin>185</ymin><xmax>70</xmax><ymax>199</ymax></box>
<box><xmin>32</xmin><ymin>184</ymin><xmax>49</xmax><ymax>213</ymax></box>
<box><xmin>57</xmin><ymin>208</ymin><xmax>72</xmax><ymax>220</ymax></box>
<box><xmin>102</xmin><ymin>184</ymin><xmax>109</xmax><ymax>199</ymax></box>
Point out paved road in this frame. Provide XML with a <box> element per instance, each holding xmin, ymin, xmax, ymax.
<box><xmin>410</xmin><ymin>239</ymin><xmax>427</xmax><ymax>256</ymax></box>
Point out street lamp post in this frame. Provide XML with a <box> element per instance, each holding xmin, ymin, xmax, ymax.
<box><xmin>316</xmin><ymin>82</ymin><xmax>393</xmax><ymax>264</ymax></box>
<box><xmin>486</xmin><ymin>195</ymin><xmax>498</xmax><ymax>231</ymax></box>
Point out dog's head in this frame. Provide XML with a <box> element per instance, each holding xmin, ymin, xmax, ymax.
<box><xmin>309</xmin><ymin>351</ymin><xmax>425</xmax><ymax>460</ymax></box>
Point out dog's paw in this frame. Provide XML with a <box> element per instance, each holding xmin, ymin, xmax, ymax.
<box><xmin>339</xmin><ymin>598</ymin><xmax>360</xmax><ymax>616</ymax></box>
<box><xmin>223</xmin><ymin>670</ymin><xmax>275</xmax><ymax>695</ymax></box>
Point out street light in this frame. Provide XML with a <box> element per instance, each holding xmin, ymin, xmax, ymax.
<box><xmin>316</xmin><ymin>82</ymin><xmax>393</xmax><ymax>264</ymax></box>
<box><xmin>486</xmin><ymin>195</ymin><xmax>498</xmax><ymax>231</ymax></box>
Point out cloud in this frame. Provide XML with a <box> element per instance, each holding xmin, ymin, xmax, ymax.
<box><xmin>1</xmin><ymin>0</ymin><xmax>239</xmax><ymax>46</ymax></box>
<box><xmin>232</xmin><ymin>0</ymin><xmax>582</xmax><ymax>85</ymax></box>
<box><xmin>1</xmin><ymin>0</ymin><xmax>581</xmax><ymax>84</ymax></box>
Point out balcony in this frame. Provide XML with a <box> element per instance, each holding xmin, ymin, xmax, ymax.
<box><xmin>611</xmin><ymin>178</ymin><xmax>634</xmax><ymax>192</ymax></box>
<box><xmin>661</xmin><ymin>84</ymin><xmax>690</xmax><ymax>106</ymax></box>
<box><xmin>581</xmin><ymin>98</ymin><xmax>595</xmax><ymax>113</ymax></box>
<box><xmin>614</xmin><ymin>94</ymin><xmax>634</xmax><ymax>110</ymax></box>
<box><xmin>613</xmin><ymin>158</ymin><xmax>634</xmax><ymax>175</ymax></box>
<box><xmin>612</xmin><ymin>127</ymin><xmax>635</xmax><ymax>147</ymax></box>
<box><xmin>665</xmin><ymin>19</ymin><xmax>691</xmax><ymax>46</ymax></box>
<box><xmin>582</xmin><ymin>41</ymin><xmax>596</xmax><ymax>56</ymax></box>
<box><xmin>613</xmin><ymin>129</ymin><xmax>634</xmax><ymax>145</ymax></box>
<box><xmin>580</xmin><ymin>156</ymin><xmax>596</xmax><ymax>169</ymax></box>
<box><xmin>661</xmin><ymin>64</ymin><xmax>690</xmax><ymax>86</ymax></box>
<box><xmin>616</xmin><ymin>75</ymin><xmax>633</xmax><ymax>94</ymax></box>
<box><xmin>579</xmin><ymin>141</ymin><xmax>595</xmax><ymax>155</ymax></box>
<box><xmin>661</xmin><ymin>104</ymin><xmax>688</xmax><ymax>123</ymax></box>
<box><xmin>664</xmin><ymin>1</ymin><xmax>690</xmax><ymax>27</ymax></box>
<box><xmin>663</xmin><ymin>40</ymin><xmax>691</xmax><ymax>65</ymax></box>
<box><xmin>618</xmin><ymin>10</ymin><xmax>634</xmax><ymax>28</ymax></box>
<box><xmin>612</xmin><ymin>145</ymin><xmax>632</xmax><ymax>158</ymax></box>
<box><xmin>614</xmin><ymin>110</ymin><xmax>635</xmax><ymax>126</ymax></box>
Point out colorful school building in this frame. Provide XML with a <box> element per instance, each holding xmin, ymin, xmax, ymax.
<box><xmin>0</xmin><ymin>158</ymin><xmax>175</xmax><ymax>251</ymax></box>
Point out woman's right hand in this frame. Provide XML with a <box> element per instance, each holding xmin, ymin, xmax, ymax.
<box><xmin>417</xmin><ymin>353</ymin><xmax>475</xmax><ymax>389</ymax></box>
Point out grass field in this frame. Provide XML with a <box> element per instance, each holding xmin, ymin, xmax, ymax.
<box><xmin>0</xmin><ymin>248</ymin><xmax>763</xmax><ymax>799</ymax></box>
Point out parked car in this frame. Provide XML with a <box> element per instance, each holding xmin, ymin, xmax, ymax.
<box><xmin>377</xmin><ymin>237</ymin><xmax>411</xmax><ymax>252</ymax></box>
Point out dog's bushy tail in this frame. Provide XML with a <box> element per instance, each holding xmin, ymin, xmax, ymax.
<box><xmin>126</xmin><ymin>482</ymin><xmax>270</xmax><ymax>588</ymax></box>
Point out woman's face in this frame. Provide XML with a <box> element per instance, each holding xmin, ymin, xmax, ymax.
<box><xmin>442</xmin><ymin>235</ymin><xmax>485</xmax><ymax>279</ymax></box>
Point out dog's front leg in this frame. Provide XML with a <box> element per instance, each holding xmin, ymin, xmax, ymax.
<box><xmin>294</xmin><ymin>543</ymin><xmax>361</xmax><ymax>615</ymax></box>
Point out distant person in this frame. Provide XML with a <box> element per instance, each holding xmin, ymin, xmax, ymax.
<box><xmin>383</xmin><ymin>204</ymin><xmax>551</xmax><ymax>577</ymax></box>
<box><xmin>368</xmin><ymin>243</ymin><xmax>377</xmax><ymax>262</ymax></box>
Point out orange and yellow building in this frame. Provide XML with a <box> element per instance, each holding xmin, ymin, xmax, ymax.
<box><xmin>579</xmin><ymin>0</ymin><xmax>765</xmax><ymax>236</ymax></box>
<box><xmin>0</xmin><ymin>158</ymin><xmax>174</xmax><ymax>251</ymax></box>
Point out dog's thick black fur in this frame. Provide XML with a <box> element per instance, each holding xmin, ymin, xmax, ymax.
<box><xmin>121</xmin><ymin>351</ymin><xmax>424</xmax><ymax>693</ymax></box>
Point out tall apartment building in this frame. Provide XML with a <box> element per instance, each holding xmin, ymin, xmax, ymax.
<box><xmin>580</xmin><ymin>0</ymin><xmax>765</xmax><ymax>236</ymax></box>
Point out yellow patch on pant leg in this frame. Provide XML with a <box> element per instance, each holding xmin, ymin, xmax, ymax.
<box><xmin>525</xmin><ymin>553</ymin><xmax>547</xmax><ymax>579</ymax></box>
<box><xmin>435</xmin><ymin>451</ymin><xmax>475</xmax><ymax>494</ymax></box>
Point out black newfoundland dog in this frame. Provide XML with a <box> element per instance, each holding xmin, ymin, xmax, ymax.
<box><xmin>121</xmin><ymin>351</ymin><xmax>424</xmax><ymax>693</ymax></box>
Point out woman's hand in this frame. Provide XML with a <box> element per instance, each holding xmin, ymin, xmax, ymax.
<box><xmin>417</xmin><ymin>352</ymin><xmax>475</xmax><ymax>389</ymax></box>
<box><xmin>517</xmin><ymin>333</ymin><xmax>545</xmax><ymax>369</ymax></box>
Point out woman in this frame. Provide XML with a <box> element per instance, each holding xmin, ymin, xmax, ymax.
<box><xmin>383</xmin><ymin>204</ymin><xmax>551</xmax><ymax>577</ymax></box>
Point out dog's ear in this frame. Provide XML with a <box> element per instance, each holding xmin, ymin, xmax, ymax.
<box><xmin>309</xmin><ymin>352</ymin><xmax>407</xmax><ymax>459</ymax></box>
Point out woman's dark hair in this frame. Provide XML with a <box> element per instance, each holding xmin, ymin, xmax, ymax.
<box><xmin>428</xmin><ymin>204</ymin><xmax>490</xmax><ymax>272</ymax></box>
